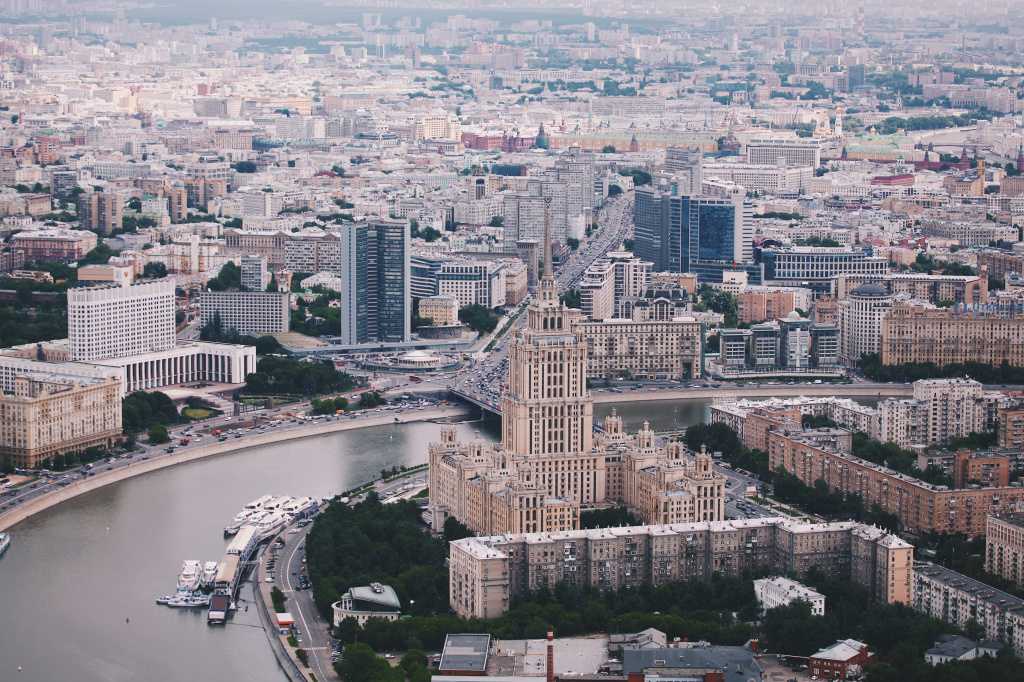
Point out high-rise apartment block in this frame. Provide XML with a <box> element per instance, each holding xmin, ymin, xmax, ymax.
<box><xmin>914</xmin><ymin>562</ymin><xmax>1024</xmax><ymax>660</ymax></box>
<box><xmin>68</xmin><ymin>280</ymin><xmax>176</xmax><ymax>361</ymax></box>
<box><xmin>77</xmin><ymin>191</ymin><xmax>123</xmax><ymax>235</ymax></box>
<box><xmin>579</xmin><ymin>251</ymin><xmax>652</xmax><ymax>320</ymax></box>
<box><xmin>337</xmin><ymin>220</ymin><xmax>410</xmax><ymax>344</ymax></box>
<box><xmin>449</xmin><ymin>517</ymin><xmax>911</xmax><ymax>619</ymax></box>
<box><xmin>985</xmin><ymin>513</ymin><xmax>1024</xmax><ymax>587</ymax></box>
<box><xmin>240</xmin><ymin>254</ymin><xmax>269</xmax><ymax>291</ymax></box>
<box><xmin>664</xmin><ymin>146</ymin><xmax>704</xmax><ymax>193</ymax></box>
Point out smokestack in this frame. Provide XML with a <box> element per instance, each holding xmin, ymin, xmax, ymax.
<box><xmin>547</xmin><ymin>627</ymin><xmax>554</xmax><ymax>682</ymax></box>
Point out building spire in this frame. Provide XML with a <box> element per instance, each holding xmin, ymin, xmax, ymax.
<box><xmin>543</xmin><ymin>196</ymin><xmax>553</xmax><ymax>280</ymax></box>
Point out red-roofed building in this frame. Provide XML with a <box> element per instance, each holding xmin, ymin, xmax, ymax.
<box><xmin>810</xmin><ymin>639</ymin><xmax>874</xmax><ymax>680</ymax></box>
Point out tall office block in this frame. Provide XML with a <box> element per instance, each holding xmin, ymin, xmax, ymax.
<box><xmin>68</xmin><ymin>280</ymin><xmax>176</xmax><ymax>361</ymax></box>
<box><xmin>338</xmin><ymin>220</ymin><xmax>410</xmax><ymax>344</ymax></box>
<box><xmin>634</xmin><ymin>182</ymin><xmax>753</xmax><ymax>279</ymax></box>
<box><xmin>664</xmin><ymin>146</ymin><xmax>704</xmax><ymax>193</ymax></box>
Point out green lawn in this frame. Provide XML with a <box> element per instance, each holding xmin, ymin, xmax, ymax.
<box><xmin>182</xmin><ymin>407</ymin><xmax>215</xmax><ymax>419</ymax></box>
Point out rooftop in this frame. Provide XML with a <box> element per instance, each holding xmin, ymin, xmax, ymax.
<box><xmin>439</xmin><ymin>633</ymin><xmax>491</xmax><ymax>673</ymax></box>
<box><xmin>622</xmin><ymin>644</ymin><xmax>765</xmax><ymax>682</ymax></box>
<box><xmin>344</xmin><ymin>583</ymin><xmax>401</xmax><ymax>610</ymax></box>
<box><xmin>812</xmin><ymin>639</ymin><xmax>868</xmax><ymax>662</ymax></box>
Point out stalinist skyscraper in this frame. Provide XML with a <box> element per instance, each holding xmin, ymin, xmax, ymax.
<box><xmin>502</xmin><ymin>203</ymin><xmax>593</xmax><ymax>459</ymax></box>
<box><xmin>429</xmin><ymin>202</ymin><xmax>725</xmax><ymax>536</ymax></box>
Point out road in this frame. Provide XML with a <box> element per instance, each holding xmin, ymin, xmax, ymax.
<box><xmin>276</xmin><ymin>524</ymin><xmax>334</xmax><ymax>680</ymax></box>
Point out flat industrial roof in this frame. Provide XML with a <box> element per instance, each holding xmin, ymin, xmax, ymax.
<box><xmin>439</xmin><ymin>633</ymin><xmax>491</xmax><ymax>673</ymax></box>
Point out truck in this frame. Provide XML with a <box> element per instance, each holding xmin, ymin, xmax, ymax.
<box><xmin>179</xmin><ymin>438</ymin><xmax>190</xmax><ymax>445</ymax></box>
<box><xmin>744</xmin><ymin>485</ymin><xmax>758</xmax><ymax>498</ymax></box>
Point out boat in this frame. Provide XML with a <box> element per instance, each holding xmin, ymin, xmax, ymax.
<box><xmin>244</xmin><ymin>494</ymin><xmax>274</xmax><ymax>510</ymax></box>
<box><xmin>155</xmin><ymin>595</ymin><xmax>173</xmax><ymax>605</ymax></box>
<box><xmin>224</xmin><ymin>510</ymin><xmax>255</xmax><ymax>535</ymax></box>
<box><xmin>166</xmin><ymin>595</ymin><xmax>211</xmax><ymax>608</ymax></box>
<box><xmin>177</xmin><ymin>560</ymin><xmax>202</xmax><ymax>592</ymax></box>
<box><xmin>0</xmin><ymin>532</ymin><xmax>9</xmax><ymax>556</ymax></box>
<box><xmin>200</xmin><ymin>561</ymin><xmax>218</xmax><ymax>590</ymax></box>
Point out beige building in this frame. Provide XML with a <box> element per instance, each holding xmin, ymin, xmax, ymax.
<box><xmin>9</xmin><ymin>228</ymin><xmax>98</xmax><ymax>264</ymax></box>
<box><xmin>882</xmin><ymin>304</ymin><xmax>1024</xmax><ymax>367</ymax></box>
<box><xmin>831</xmin><ymin>273</ymin><xmax>987</xmax><ymax>306</ymax></box>
<box><xmin>449</xmin><ymin>517</ymin><xmax>912</xmax><ymax>619</ymax></box>
<box><xmin>430</xmin><ymin>221</ymin><xmax>722</xmax><ymax>536</ymax></box>
<box><xmin>0</xmin><ymin>374</ymin><xmax>122</xmax><ymax>469</ymax></box>
<box><xmin>419</xmin><ymin>295</ymin><xmax>459</xmax><ymax>327</ymax></box>
<box><xmin>502</xmin><ymin>259</ymin><xmax>529</xmax><ymax>305</ymax></box>
<box><xmin>574</xmin><ymin>318</ymin><xmax>704</xmax><ymax>381</ymax></box>
<box><xmin>76</xmin><ymin>264</ymin><xmax>133</xmax><ymax>286</ymax></box>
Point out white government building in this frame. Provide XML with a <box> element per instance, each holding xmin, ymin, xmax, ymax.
<box><xmin>0</xmin><ymin>278</ymin><xmax>256</xmax><ymax>397</ymax></box>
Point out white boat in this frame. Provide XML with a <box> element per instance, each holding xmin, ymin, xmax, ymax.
<box><xmin>155</xmin><ymin>595</ymin><xmax>173</xmax><ymax>605</ymax></box>
<box><xmin>224</xmin><ymin>510</ymin><xmax>255</xmax><ymax>534</ymax></box>
<box><xmin>200</xmin><ymin>561</ymin><xmax>218</xmax><ymax>590</ymax></box>
<box><xmin>244</xmin><ymin>494</ymin><xmax>274</xmax><ymax>510</ymax></box>
<box><xmin>165</xmin><ymin>595</ymin><xmax>211</xmax><ymax>608</ymax></box>
<box><xmin>0</xmin><ymin>532</ymin><xmax>9</xmax><ymax>556</ymax></box>
<box><xmin>177</xmin><ymin>560</ymin><xmax>202</xmax><ymax>592</ymax></box>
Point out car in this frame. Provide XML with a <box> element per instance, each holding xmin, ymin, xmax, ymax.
<box><xmin>384</xmin><ymin>654</ymin><xmax>395</xmax><ymax>659</ymax></box>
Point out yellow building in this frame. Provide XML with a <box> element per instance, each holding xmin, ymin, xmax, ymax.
<box><xmin>0</xmin><ymin>374</ymin><xmax>122</xmax><ymax>468</ymax></box>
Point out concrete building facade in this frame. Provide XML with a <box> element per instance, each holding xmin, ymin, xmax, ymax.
<box><xmin>448</xmin><ymin>518</ymin><xmax>911</xmax><ymax>619</ymax></box>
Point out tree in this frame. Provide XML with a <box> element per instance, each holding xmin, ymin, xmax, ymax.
<box><xmin>1</xmin><ymin>456</ymin><xmax>12</xmax><ymax>475</ymax></box>
<box><xmin>142</xmin><ymin>262</ymin><xmax>167</xmax><ymax>279</ymax></box>
<box><xmin>459</xmin><ymin>304</ymin><xmax>499</xmax><ymax>334</ymax></box>
<box><xmin>234</xmin><ymin>161</ymin><xmax>257</xmax><ymax>173</ymax></box>
<box><xmin>205</xmin><ymin>261</ymin><xmax>245</xmax><ymax>291</ymax></box>
<box><xmin>148</xmin><ymin>425</ymin><xmax>170</xmax><ymax>444</ymax></box>
<box><xmin>608</xmin><ymin>184</ymin><xmax>623</xmax><ymax>197</ymax></box>
<box><xmin>255</xmin><ymin>336</ymin><xmax>286</xmax><ymax>356</ymax></box>
<box><xmin>267</xmin><ymin>273</ymin><xmax>278</xmax><ymax>292</ymax></box>
<box><xmin>566</xmin><ymin>237</ymin><xmax>580</xmax><ymax>250</ymax></box>
<box><xmin>488</xmin><ymin>216</ymin><xmax>504</xmax><ymax>227</ymax></box>
<box><xmin>560</xmin><ymin>289</ymin><xmax>582</xmax><ymax>309</ymax></box>
<box><xmin>602</xmin><ymin>145</ymin><xmax>617</xmax><ymax>153</ymax></box>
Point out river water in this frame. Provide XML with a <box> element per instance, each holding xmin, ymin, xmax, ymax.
<box><xmin>0</xmin><ymin>396</ymin><xmax>893</xmax><ymax>681</ymax></box>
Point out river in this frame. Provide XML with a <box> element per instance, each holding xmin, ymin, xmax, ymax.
<box><xmin>0</xmin><ymin>395</ymin><xmax>894</xmax><ymax>681</ymax></box>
